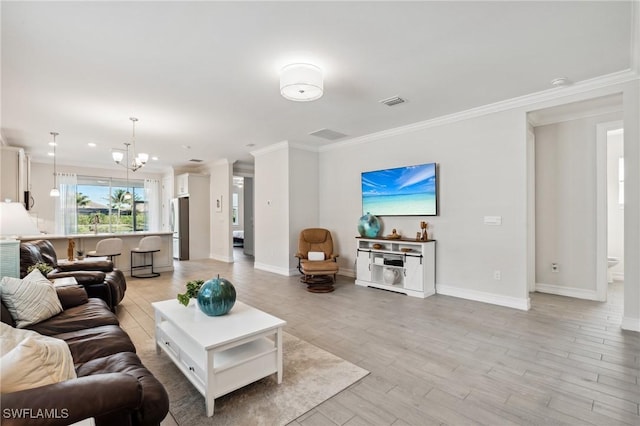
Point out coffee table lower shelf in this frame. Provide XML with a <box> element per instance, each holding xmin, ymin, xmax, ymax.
<box><xmin>152</xmin><ymin>301</ymin><xmax>285</xmax><ymax>417</ymax></box>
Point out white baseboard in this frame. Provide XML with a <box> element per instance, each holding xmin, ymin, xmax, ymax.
<box><xmin>436</xmin><ymin>284</ymin><xmax>530</xmax><ymax>311</ymax></box>
<box><xmin>621</xmin><ymin>316</ymin><xmax>640</xmax><ymax>332</ymax></box>
<box><xmin>253</xmin><ymin>262</ymin><xmax>297</xmax><ymax>276</ymax></box>
<box><xmin>535</xmin><ymin>283</ymin><xmax>599</xmax><ymax>301</ymax></box>
<box><xmin>211</xmin><ymin>254</ymin><xmax>234</xmax><ymax>263</ymax></box>
<box><xmin>339</xmin><ymin>267</ymin><xmax>356</xmax><ymax>278</ymax></box>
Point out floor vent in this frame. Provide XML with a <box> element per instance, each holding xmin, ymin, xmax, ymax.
<box><xmin>379</xmin><ymin>96</ymin><xmax>406</xmax><ymax>106</ymax></box>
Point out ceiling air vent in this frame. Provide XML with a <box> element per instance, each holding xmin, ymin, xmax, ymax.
<box><xmin>379</xmin><ymin>96</ymin><xmax>406</xmax><ymax>107</ymax></box>
<box><xmin>309</xmin><ymin>128</ymin><xmax>348</xmax><ymax>141</ymax></box>
<box><xmin>189</xmin><ymin>159</ymin><xmax>203</xmax><ymax>163</ymax></box>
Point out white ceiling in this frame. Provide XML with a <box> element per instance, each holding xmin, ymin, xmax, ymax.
<box><xmin>1</xmin><ymin>1</ymin><xmax>634</xmax><ymax>172</ymax></box>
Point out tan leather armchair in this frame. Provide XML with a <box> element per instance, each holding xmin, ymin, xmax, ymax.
<box><xmin>295</xmin><ymin>228</ymin><xmax>339</xmax><ymax>292</ymax></box>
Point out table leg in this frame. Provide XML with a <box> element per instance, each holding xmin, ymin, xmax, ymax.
<box><xmin>276</xmin><ymin>327</ymin><xmax>283</xmax><ymax>384</ymax></box>
<box><xmin>206</xmin><ymin>350</ymin><xmax>215</xmax><ymax>416</ymax></box>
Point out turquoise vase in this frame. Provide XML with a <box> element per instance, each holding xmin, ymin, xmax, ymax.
<box><xmin>358</xmin><ymin>212</ymin><xmax>381</xmax><ymax>238</ymax></box>
<box><xmin>197</xmin><ymin>275</ymin><xmax>236</xmax><ymax>316</ymax></box>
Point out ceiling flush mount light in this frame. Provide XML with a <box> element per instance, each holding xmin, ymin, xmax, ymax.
<box><xmin>49</xmin><ymin>132</ymin><xmax>60</xmax><ymax>197</ymax></box>
<box><xmin>280</xmin><ymin>63</ymin><xmax>323</xmax><ymax>102</ymax></box>
<box><xmin>112</xmin><ymin>117</ymin><xmax>148</xmax><ymax>172</ymax></box>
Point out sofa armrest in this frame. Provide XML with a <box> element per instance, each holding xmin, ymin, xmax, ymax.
<box><xmin>55</xmin><ymin>285</ymin><xmax>89</xmax><ymax>310</ymax></box>
<box><xmin>55</xmin><ymin>260</ymin><xmax>114</xmax><ymax>273</ymax></box>
<box><xmin>0</xmin><ymin>373</ymin><xmax>141</xmax><ymax>426</ymax></box>
<box><xmin>48</xmin><ymin>271</ymin><xmax>107</xmax><ymax>285</ymax></box>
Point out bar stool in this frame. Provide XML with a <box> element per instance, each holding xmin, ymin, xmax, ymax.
<box><xmin>87</xmin><ymin>238</ymin><xmax>123</xmax><ymax>264</ymax></box>
<box><xmin>131</xmin><ymin>236</ymin><xmax>161</xmax><ymax>278</ymax></box>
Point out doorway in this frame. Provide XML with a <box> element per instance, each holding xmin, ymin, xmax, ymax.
<box><xmin>528</xmin><ymin>94</ymin><xmax>623</xmax><ymax>302</ymax></box>
<box><xmin>598</xmin><ymin>122</ymin><xmax>625</xmax><ymax>300</ymax></box>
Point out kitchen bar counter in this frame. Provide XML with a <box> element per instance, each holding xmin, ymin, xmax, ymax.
<box><xmin>20</xmin><ymin>231</ymin><xmax>174</xmax><ymax>277</ymax></box>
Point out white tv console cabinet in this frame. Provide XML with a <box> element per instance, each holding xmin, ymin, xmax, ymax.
<box><xmin>355</xmin><ymin>237</ymin><xmax>435</xmax><ymax>298</ymax></box>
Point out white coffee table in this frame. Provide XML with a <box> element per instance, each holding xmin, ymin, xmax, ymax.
<box><xmin>152</xmin><ymin>299</ymin><xmax>286</xmax><ymax>416</ymax></box>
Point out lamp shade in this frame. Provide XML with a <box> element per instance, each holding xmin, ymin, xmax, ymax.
<box><xmin>137</xmin><ymin>152</ymin><xmax>149</xmax><ymax>164</ymax></box>
<box><xmin>112</xmin><ymin>150</ymin><xmax>124</xmax><ymax>163</ymax></box>
<box><xmin>0</xmin><ymin>202</ymin><xmax>40</xmax><ymax>238</ymax></box>
<box><xmin>280</xmin><ymin>63</ymin><xmax>323</xmax><ymax>102</ymax></box>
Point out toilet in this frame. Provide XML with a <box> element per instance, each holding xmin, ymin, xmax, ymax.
<box><xmin>607</xmin><ymin>257</ymin><xmax>620</xmax><ymax>283</ymax></box>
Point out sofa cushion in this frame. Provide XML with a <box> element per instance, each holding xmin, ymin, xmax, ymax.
<box><xmin>55</xmin><ymin>325</ymin><xmax>136</xmax><ymax>364</ymax></box>
<box><xmin>0</xmin><ymin>269</ymin><xmax>63</xmax><ymax>328</ymax></box>
<box><xmin>0</xmin><ymin>323</ymin><xmax>76</xmax><ymax>393</ymax></box>
<box><xmin>27</xmin><ymin>298</ymin><xmax>119</xmax><ymax>336</ymax></box>
<box><xmin>77</xmin><ymin>351</ymin><xmax>170</xmax><ymax>426</ymax></box>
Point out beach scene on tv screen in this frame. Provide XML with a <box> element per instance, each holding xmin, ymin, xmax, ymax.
<box><xmin>362</xmin><ymin>163</ymin><xmax>436</xmax><ymax>216</ymax></box>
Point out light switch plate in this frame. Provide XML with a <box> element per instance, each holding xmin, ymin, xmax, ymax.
<box><xmin>484</xmin><ymin>216</ymin><xmax>502</xmax><ymax>225</ymax></box>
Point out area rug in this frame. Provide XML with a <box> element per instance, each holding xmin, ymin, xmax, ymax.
<box><xmin>138</xmin><ymin>332</ymin><xmax>369</xmax><ymax>426</ymax></box>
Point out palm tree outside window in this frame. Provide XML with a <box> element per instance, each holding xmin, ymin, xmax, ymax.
<box><xmin>75</xmin><ymin>176</ymin><xmax>148</xmax><ymax>234</ymax></box>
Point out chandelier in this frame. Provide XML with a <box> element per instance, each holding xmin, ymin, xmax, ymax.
<box><xmin>112</xmin><ymin>117</ymin><xmax>148</xmax><ymax>172</ymax></box>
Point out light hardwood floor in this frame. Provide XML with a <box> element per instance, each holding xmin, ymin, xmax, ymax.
<box><xmin>118</xmin><ymin>251</ymin><xmax>640</xmax><ymax>426</ymax></box>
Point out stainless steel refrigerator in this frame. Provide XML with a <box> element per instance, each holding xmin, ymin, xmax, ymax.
<box><xmin>170</xmin><ymin>197</ymin><xmax>189</xmax><ymax>260</ymax></box>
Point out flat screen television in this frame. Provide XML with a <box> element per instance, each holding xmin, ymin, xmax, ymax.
<box><xmin>361</xmin><ymin>162</ymin><xmax>437</xmax><ymax>216</ymax></box>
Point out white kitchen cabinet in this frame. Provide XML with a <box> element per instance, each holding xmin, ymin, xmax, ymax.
<box><xmin>0</xmin><ymin>146</ymin><xmax>26</xmax><ymax>204</ymax></box>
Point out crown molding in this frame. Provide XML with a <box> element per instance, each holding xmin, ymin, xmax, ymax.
<box><xmin>251</xmin><ymin>140</ymin><xmax>319</xmax><ymax>157</ymax></box>
<box><xmin>319</xmin><ymin>69</ymin><xmax>639</xmax><ymax>153</ymax></box>
<box><xmin>250</xmin><ymin>140</ymin><xmax>289</xmax><ymax>157</ymax></box>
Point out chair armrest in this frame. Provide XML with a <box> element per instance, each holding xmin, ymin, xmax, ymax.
<box><xmin>329</xmin><ymin>254</ymin><xmax>339</xmax><ymax>260</ymax></box>
<box><xmin>55</xmin><ymin>285</ymin><xmax>89</xmax><ymax>309</ymax></box>
<box><xmin>48</xmin><ymin>271</ymin><xmax>107</xmax><ymax>285</ymax></box>
<box><xmin>56</xmin><ymin>260</ymin><xmax>113</xmax><ymax>273</ymax></box>
<box><xmin>294</xmin><ymin>252</ymin><xmax>307</xmax><ymax>259</ymax></box>
<box><xmin>0</xmin><ymin>373</ymin><xmax>141</xmax><ymax>426</ymax></box>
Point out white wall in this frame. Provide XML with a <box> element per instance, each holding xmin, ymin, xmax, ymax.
<box><xmin>319</xmin><ymin>109</ymin><xmax>530</xmax><ymax>309</ymax></box>
<box><xmin>607</xmin><ymin>132</ymin><xmax>624</xmax><ymax>280</ymax></box>
<box><xmin>252</xmin><ymin>143</ymin><xmax>319</xmax><ymax>275</ymax></box>
<box><xmin>534</xmin><ymin>111</ymin><xmax>622</xmax><ymax>295</ymax></box>
<box><xmin>253</xmin><ymin>144</ymin><xmax>291</xmax><ymax>274</ymax></box>
<box><xmin>288</xmin><ymin>147</ymin><xmax>319</xmax><ymax>272</ymax></box>
<box><xmin>622</xmin><ymin>80</ymin><xmax>640</xmax><ymax>331</ymax></box>
<box><xmin>208</xmin><ymin>160</ymin><xmax>232</xmax><ymax>262</ymax></box>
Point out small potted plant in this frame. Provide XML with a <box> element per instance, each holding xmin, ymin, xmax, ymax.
<box><xmin>26</xmin><ymin>262</ymin><xmax>54</xmax><ymax>276</ymax></box>
<box><xmin>177</xmin><ymin>279</ymin><xmax>204</xmax><ymax>306</ymax></box>
<box><xmin>76</xmin><ymin>249</ymin><xmax>85</xmax><ymax>260</ymax></box>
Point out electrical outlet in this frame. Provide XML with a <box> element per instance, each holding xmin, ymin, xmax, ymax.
<box><xmin>551</xmin><ymin>263</ymin><xmax>559</xmax><ymax>273</ymax></box>
<box><xmin>494</xmin><ymin>270</ymin><xmax>501</xmax><ymax>280</ymax></box>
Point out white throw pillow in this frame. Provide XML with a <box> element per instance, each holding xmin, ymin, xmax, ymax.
<box><xmin>308</xmin><ymin>251</ymin><xmax>325</xmax><ymax>261</ymax></box>
<box><xmin>1</xmin><ymin>323</ymin><xmax>77</xmax><ymax>393</ymax></box>
<box><xmin>0</xmin><ymin>269</ymin><xmax>63</xmax><ymax>328</ymax></box>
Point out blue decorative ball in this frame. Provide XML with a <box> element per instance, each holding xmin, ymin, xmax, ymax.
<box><xmin>197</xmin><ymin>275</ymin><xmax>236</xmax><ymax>316</ymax></box>
<box><xmin>358</xmin><ymin>212</ymin><xmax>381</xmax><ymax>238</ymax></box>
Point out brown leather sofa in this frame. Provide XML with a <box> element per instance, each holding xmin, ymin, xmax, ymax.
<box><xmin>1</xmin><ymin>285</ymin><xmax>169</xmax><ymax>426</ymax></box>
<box><xmin>20</xmin><ymin>240</ymin><xmax>126</xmax><ymax>311</ymax></box>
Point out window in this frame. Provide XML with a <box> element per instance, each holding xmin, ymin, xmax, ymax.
<box><xmin>232</xmin><ymin>193</ymin><xmax>239</xmax><ymax>225</ymax></box>
<box><xmin>76</xmin><ymin>177</ymin><xmax>147</xmax><ymax>234</ymax></box>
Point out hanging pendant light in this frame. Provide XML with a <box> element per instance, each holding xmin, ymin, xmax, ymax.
<box><xmin>49</xmin><ymin>132</ymin><xmax>60</xmax><ymax>197</ymax></box>
<box><xmin>111</xmin><ymin>117</ymin><xmax>148</xmax><ymax>171</ymax></box>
